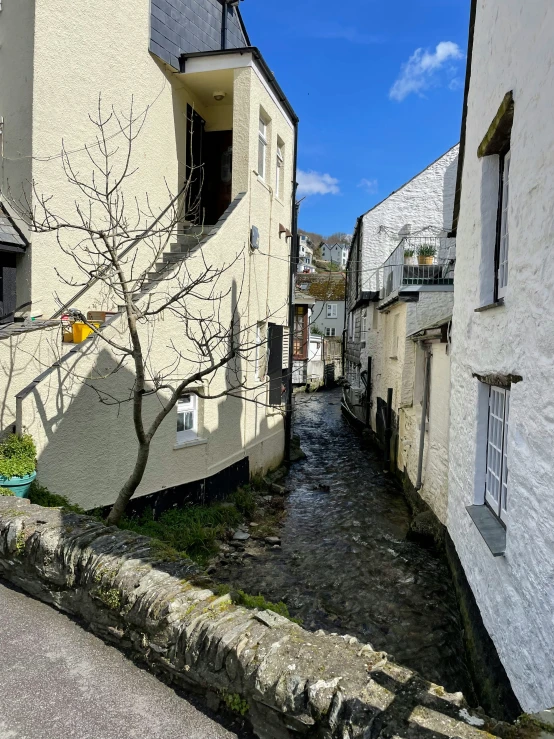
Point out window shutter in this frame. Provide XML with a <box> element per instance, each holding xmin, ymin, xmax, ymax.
<box><xmin>267</xmin><ymin>323</ymin><xmax>284</xmax><ymax>405</ymax></box>
<box><xmin>282</xmin><ymin>327</ymin><xmax>290</xmax><ymax>364</ymax></box>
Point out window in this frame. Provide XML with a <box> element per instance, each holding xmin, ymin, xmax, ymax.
<box><xmin>276</xmin><ymin>141</ymin><xmax>284</xmax><ymax>197</ymax></box>
<box><xmin>176</xmin><ymin>394</ymin><xmax>198</xmax><ymax>444</ymax></box>
<box><xmin>361</xmin><ymin>309</ymin><xmax>367</xmax><ymax>336</ymax></box>
<box><xmin>485</xmin><ymin>386</ymin><xmax>510</xmax><ymax>522</ymax></box>
<box><xmin>258</xmin><ymin>116</ymin><xmax>267</xmax><ymax>180</ymax></box>
<box><xmin>348</xmin><ymin>312</ymin><xmax>354</xmax><ymax>341</ymax></box>
<box><xmin>496</xmin><ymin>149</ymin><xmax>510</xmax><ymax>298</ymax></box>
<box><xmin>477</xmin><ymin>92</ymin><xmax>513</xmax><ymax>304</ymax></box>
<box><xmin>325</xmin><ymin>327</ymin><xmax>336</xmax><ymax>337</ymax></box>
<box><xmin>326</xmin><ymin>303</ymin><xmax>338</xmax><ymax>319</ymax></box>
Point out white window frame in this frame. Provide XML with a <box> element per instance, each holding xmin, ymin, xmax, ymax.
<box><xmin>485</xmin><ymin>385</ymin><xmax>510</xmax><ymax>523</ymax></box>
<box><xmin>325</xmin><ymin>327</ymin><xmax>336</xmax><ymax>337</ymax></box>
<box><xmin>176</xmin><ymin>393</ymin><xmax>198</xmax><ymax>445</ymax></box>
<box><xmin>361</xmin><ymin>309</ymin><xmax>367</xmax><ymax>336</ymax></box>
<box><xmin>326</xmin><ymin>303</ymin><xmax>338</xmax><ymax>319</ymax></box>
<box><xmin>497</xmin><ymin>149</ymin><xmax>510</xmax><ymax>299</ymax></box>
<box><xmin>276</xmin><ymin>143</ymin><xmax>284</xmax><ymax>197</ymax></box>
<box><xmin>258</xmin><ymin>117</ymin><xmax>268</xmax><ymax>181</ymax></box>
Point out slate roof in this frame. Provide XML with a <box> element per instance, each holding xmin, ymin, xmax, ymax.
<box><xmin>0</xmin><ymin>203</ymin><xmax>27</xmax><ymax>251</ymax></box>
<box><xmin>296</xmin><ymin>273</ymin><xmax>346</xmax><ymax>302</ymax></box>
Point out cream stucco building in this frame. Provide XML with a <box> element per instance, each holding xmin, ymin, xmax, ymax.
<box><xmin>343</xmin><ymin>147</ymin><xmax>458</xmax><ymax>524</ymax></box>
<box><xmin>447</xmin><ymin>0</ymin><xmax>554</xmax><ymax>713</ymax></box>
<box><xmin>0</xmin><ymin>0</ymin><xmax>298</xmax><ymax>512</ymax></box>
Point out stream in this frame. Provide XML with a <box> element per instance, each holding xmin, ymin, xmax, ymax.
<box><xmin>216</xmin><ymin>388</ymin><xmax>474</xmax><ymax>698</ymax></box>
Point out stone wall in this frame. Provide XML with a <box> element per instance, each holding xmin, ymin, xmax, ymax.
<box><xmin>0</xmin><ymin>497</ymin><xmax>523</xmax><ymax>739</ymax></box>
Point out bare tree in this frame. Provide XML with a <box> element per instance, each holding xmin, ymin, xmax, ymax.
<box><xmin>8</xmin><ymin>98</ymin><xmax>284</xmax><ymax>525</ymax></box>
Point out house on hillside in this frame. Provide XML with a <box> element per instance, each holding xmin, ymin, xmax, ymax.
<box><xmin>321</xmin><ymin>242</ymin><xmax>349</xmax><ymax>268</ymax></box>
<box><xmin>296</xmin><ymin>272</ymin><xmax>345</xmax><ymax>338</ymax></box>
<box><xmin>298</xmin><ymin>234</ymin><xmax>315</xmax><ymax>273</ymax></box>
<box><xmin>343</xmin><ymin>145</ymin><xmax>458</xmax><ymax>526</ymax></box>
<box><xmin>447</xmin><ymin>0</ymin><xmax>554</xmax><ymax>714</ymax></box>
<box><xmin>0</xmin><ymin>0</ymin><xmax>297</xmax><ymax>513</ymax></box>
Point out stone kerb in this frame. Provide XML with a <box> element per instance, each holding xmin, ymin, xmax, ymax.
<box><xmin>0</xmin><ymin>498</ymin><xmax>522</xmax><ymax>739</ymax></box>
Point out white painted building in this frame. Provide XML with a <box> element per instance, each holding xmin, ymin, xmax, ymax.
<box><xmin>298</xmin><ymin>234</ymin><xmax>315</xmax><ymax>273</ymax></box>
<box><xmin>344</xmin><ymin>146</ymin><xmax>458</xmax><ymax>524</ymax></box>
<box><xmin>321</xmin><ymin>242</ymin><xmax>349</xmax><ymax>268</ymax></box>
<box><xmin>0</xmin><ymin>0</ymin><xmax>297</xmax><ymax>512</ymax></box>
<box><xmin>447</xmin><ymin>0</ymin><xmax>554</xmax><ymax>712</ymax></box>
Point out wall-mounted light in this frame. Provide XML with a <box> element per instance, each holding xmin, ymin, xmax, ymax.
<box><xmin>213</xmin><ymin>91</ymin><xmax>226</xmax><ymax>102</ymax></box>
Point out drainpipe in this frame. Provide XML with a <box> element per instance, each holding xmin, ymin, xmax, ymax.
<box><xmin>366</xmin><ymin>356</ymin><xmax>372</xmax><ymax>427</ymax></box>
<box><xmin>416</xmin><ymin>348</ymin><xmax>431</xmax><ymax>490</ymax></box>
<box><xmin>285</xmin><ymin>121</ymin><xmax>299</xmax><ymax>463</ymax></box>
<box><xmin>384</xmin><ymin>387</ymin><xmax>393</xmax><ymax>471</ymax></box>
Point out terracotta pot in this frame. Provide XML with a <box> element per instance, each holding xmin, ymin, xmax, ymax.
<box><xmin>418</xmin><ymin>255</ymin><xmax>435</xmax><ymax>265</ymax></box>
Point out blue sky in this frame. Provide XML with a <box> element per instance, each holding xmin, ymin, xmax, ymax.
<box><xmin>240</xmin><ymin>0</ymin><xmax>470</xmax><ymax>236</ymax></box>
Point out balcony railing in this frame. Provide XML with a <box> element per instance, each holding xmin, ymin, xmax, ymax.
<box><xmin>379</xmin><ymin>236</ymin><xmax>455</xmax><ymax>301</ymax></box>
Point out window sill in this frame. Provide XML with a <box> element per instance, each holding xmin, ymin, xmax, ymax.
<box><xmin>474</xmin><ymin>298</ymin><xmax>505</xmax><ymax>313</ymax></box>
<box><xmin>466</xmin><ymin>504</ymin><xmax>506</xmax><ymax>556</ymax></box>
<box><xmin>255</xmin><ymin>174</ymin><xmax>271</xmax><ymax>193</ymax></box>
<box><xmin>173</xmin><ymin>438</ymin><xmax>207</xmax><ymax>451</ymax></box>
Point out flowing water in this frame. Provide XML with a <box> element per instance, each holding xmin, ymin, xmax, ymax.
<box><xmin>217</xmin><ymin>388</ymin><xmax>474</xmax><ymax>697</ymax></box>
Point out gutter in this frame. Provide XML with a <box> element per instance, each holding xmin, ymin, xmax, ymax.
<box><xmin>450</xmin><ymin>0</ymin><xmax>478</xmax><ymax>235</ymax></box>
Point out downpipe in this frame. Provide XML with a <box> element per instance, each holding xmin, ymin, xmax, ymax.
<box><xmin>416</xmin><ymin>349</ymin><xmax>431</xmax><ymax>490</ymax></box>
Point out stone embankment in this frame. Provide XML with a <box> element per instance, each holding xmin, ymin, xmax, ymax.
<box><xmin>0</xmin><ymin>498</ymin><xmax>538</xmax><ymax>739</ymax></box>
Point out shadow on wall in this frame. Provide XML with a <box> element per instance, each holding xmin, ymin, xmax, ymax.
<box><xmin>0</xmin><ymin>328</ymin><xmax>60</xmax><ymax>435</ymax></box>
<box><xmin>29</xmin><ymin>345</ymin><xmax>153</xmax><ymax>509</ymax></box>
<box><xmin>443</xmin><ymin>153</ymin><xmax>459</xmax><ymax>231</ymax></box>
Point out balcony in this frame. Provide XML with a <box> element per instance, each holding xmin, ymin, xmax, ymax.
<box><xmin>379</xmin><ymin>236</ymin><xmax>455</xmax><ymax>302</ymax></box>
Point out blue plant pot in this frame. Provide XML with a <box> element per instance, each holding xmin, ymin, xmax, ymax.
<box><xmin>0</xmin><ymin>471</ymin><xmax>37</xmax><ymax>498</ymax></box>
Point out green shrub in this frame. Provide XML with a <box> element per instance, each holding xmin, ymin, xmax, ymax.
<box><xmin>28</xmin><ymin>481</ymin><xmax>85</xmax><ymax>513</ymax></box>
<box><xmin>119</xmin><ymin>502</ymin><xmax>243</xmax><ymax>565</ymax></box>
<box><xmin>0</xmin><ymin>487</ymin><xmax>15</xmax><ymax>497</ymax></box>
<box><xmin>0</xmin><ymin>434</ymin><xmax>36</xmax><ymax>479</ymax></box>
<box><xmin>230</xmin><ymin>487</ymin><xmax>256</xmax><ymax>517</ymax></box>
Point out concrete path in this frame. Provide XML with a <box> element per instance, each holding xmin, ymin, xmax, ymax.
<box><xmin>0</xmin><ymin>580</ymin><xmax>239</xmax><ymax>739</ymax></box>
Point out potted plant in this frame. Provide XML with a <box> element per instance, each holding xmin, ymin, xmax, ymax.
<box><xmin>0</xmin><ymin>434</ymin><xmax>37</xmax><ymax>498</ymax></box>
<box><xmin>404</xmin><ymin>248</ymin><xmax>416</xmax><ymax>266</ymax></box>
<box><xmin>417</xmin><ymin>244</ymin><xmax>437</xmax><ymax>265</ymax></box>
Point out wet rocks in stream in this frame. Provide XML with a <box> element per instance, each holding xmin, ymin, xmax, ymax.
<box><xmin>212</xmin><ymin>388</ymin><xmax>475</xmax><ymax>700</ymax></box>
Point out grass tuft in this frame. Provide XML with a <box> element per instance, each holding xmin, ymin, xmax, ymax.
<box><xmin>118</xmin><ymin>502</ymin><xmax>245</xmax><ymax>566</ymax></box>
<box><xmin>28</xmin><ymin>481</ymin><xmax>85</xmax><ymax>514</ymax></box>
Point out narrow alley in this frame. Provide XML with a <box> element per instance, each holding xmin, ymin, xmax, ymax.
<box><xmin>217</xmin><ymin>388</ymin><xmax>474</xmax><ymax>700</ymax></box>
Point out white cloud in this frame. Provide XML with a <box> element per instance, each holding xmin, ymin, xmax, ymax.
<box><xmin>297</xmin><ymin>170</ymin><xmax>340</xmax><ymax>197</ymax></box>
<box><xmin>358</xmin><ymin>178</ymin><xmax>378</xmax><ymax>194</ymax></box>
<box><xmin>389</xmin><ymin>41</ymin><xmax>464</xmax><ymax>102</ymax></box>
